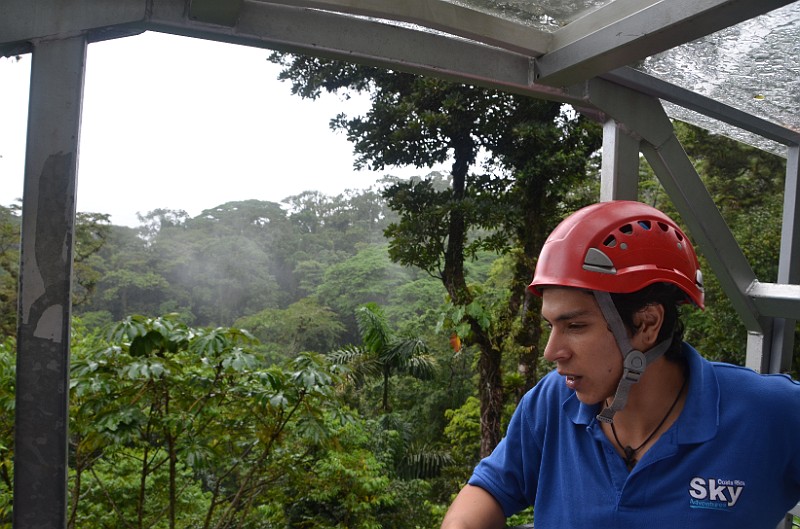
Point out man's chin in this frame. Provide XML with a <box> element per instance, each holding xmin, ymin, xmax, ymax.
<box><xmin>575</xmin><ymin>392</ymin><xmax>604</xmax><ymax>406</ymax></box>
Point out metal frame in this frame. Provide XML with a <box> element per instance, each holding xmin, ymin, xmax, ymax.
<box><xmin>535</xmin><ymin>0</ymin><xmax>796</xmax><ymax>86</ymax></box>
<box><xmin>12</xmin><ymin>35</ymin><xmax>86</xmax><ymax>529</ymax></box>
<box><xmin>2</xmin><ymin>0</ymin><xmax>799</xmax><ymax>527</ymax></box>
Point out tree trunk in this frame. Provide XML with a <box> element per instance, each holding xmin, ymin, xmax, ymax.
<box><xmin>475</xmin><ymin>330</ymin><xmax>504</xmax><ymax>457</ymax></box>
<box><xmin>67</xmin><ymin>453</ymin><xmax>82</xmax><ymax>529</ymax></box>
<box><xmin>443</xmin><ymin>131</ymin><xmax>505</xmax><ymax>457</ymax></box>
<box><xmin>165</xmin><ymin>390</ymin><xmax>177</xmax><ymax>529</ymax></box>
<box><xmin>510</xmin><ymin>183</ymin><xmax>549</xmax><ymax>399</ymax></box>
<box><xmin>512</xmin><ymin>254</ymin><xmax>543</xmax><ymax>400</ymax></box>
<box><xmin>137</xmin><ymin>441</ymin><xmax>149</xmax><ymax>529</ymax></box>
<box><xmin>382</xmin><ymin>366</ymin><xmax>391</xmax><ymax>412</ymax></box>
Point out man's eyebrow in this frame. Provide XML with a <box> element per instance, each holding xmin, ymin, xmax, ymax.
<box><xmin>544</xmin><ymin>309</ymin><xmax>594</xmax><ymax>324</ymax></box>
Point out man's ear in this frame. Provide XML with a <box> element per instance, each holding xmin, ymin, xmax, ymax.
<box><xmin>633</xmin><ymin>303</ymin><xmax>665</xmax><ymax>348</ymax></box>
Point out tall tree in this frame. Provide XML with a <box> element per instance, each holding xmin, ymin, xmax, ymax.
<box><xmin>270</xmin><ymin>54</ymin><xmax>601</xmax><ymax>454</ymax></box>
<box><xmin>330</xmin><ymin>303</ymin><xmax>436</xmax><ymax>413</ymax></box>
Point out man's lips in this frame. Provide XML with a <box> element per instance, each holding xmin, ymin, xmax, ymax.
<box><xmin>563</xmin><ymin>374</ymin><xmax>582</xmax><ymax>390</ymax></box>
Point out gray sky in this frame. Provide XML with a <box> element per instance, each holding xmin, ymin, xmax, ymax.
<box><xmin>0</xmin><ymin>31</ymin><xmax>431</xmax><ymax>227</ymax></box>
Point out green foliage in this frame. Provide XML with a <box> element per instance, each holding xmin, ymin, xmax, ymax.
<box><xmin>68</xmin><ymin>315</ymin><xmax>366</xmax><ymax>528</ymax></box>
<box><xmin>315</xmin><ymin>244</ymin><xmax>415</xmax><ymax>341</ymax></box>
<box><xmin>234</xmin><ymin>297</ymin><xmax>345</xmax><ymax>357</ymax></box>
<box><xmin>270</xmin><ymin>52</ymin><xmax>601</xmax><ymax>456</ymax></box>
<box><xmin>0</xmin><ymin>205</ymin><xmax>20</xmax><ymax>338</ymax></box>
<box><xmin>331</xmin><ymin>303</ymin><xmax>437</xmax><ymax>413</ymax></box>
<box><xmin>0</xmin><ymin>206</ymin><xmax>111</xmax><ymax>336</ymax></box>
<box><xmin>0</xmin><ymin>336</ymin><xmax>14</xmax><ymax>527</ymax></box>
<box><xmin>71</xmin><ymin>453</ymin><xmax>209</xmax><ymax>529</ymax></box>
<box><xmin>383</xmin><ymin>177</ymin><xmax>452</xmax><ymax>274</ymax></box>
<box><xmin>76</xmin><ymin>193</ymin><xmax>398</xmax><ymax>329</ymax></box>
<box><xmin>399</xmin><ymin>442</ymin><xmax>455</xmax><ymax>480</ymax></box>
<box><xmin>72</xmin><ymin>212</ymin><xmax>113</xmax><ymax>306</ymax></box>
<box><xmin>286</xmin><ymin>431</ymin><xmax>392</xmax><ymax>529</ymax></box>
<box><xmin>443</xmin><ymin>396</ymin><xmax>481</xmax><ymax>468</ymax></box>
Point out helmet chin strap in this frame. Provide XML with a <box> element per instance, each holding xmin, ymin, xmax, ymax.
<box><xmin>593</xmin><ymin>290</ymin><xmax>672</xmax><ymax>424</ymax></box>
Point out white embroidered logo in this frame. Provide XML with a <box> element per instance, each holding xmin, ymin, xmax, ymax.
<box><xmin>688</xmin><ymin>477</ymin><xmax>745</xmax><ymax>510</ymax></box>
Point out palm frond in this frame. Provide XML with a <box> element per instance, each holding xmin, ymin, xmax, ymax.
<box><xmin>404</xmin><ymin>354</ymin><xmax>438</xmax><ymax>380</ymax></box>
<box><xmin>383</xmin><ymin>338</ymin><xmax>426</xmax><ymax>363</ymax></box>
<box><xmin>327</xmin><ymin>344</ymin><xmax>367</xmax><ymax>365</ymax></box>
<box><xmin>328</xmin><ymin>345</ymin><xmax>381</xmax><ymax>379</ymax></box>
<box><xmin>355</xmin><ymin>303</ymin><xmax>392</xmax><ymax>352</ymax></box>
<box><xmin>398</xmin><ymin>442</ymin><xmax>454</xmax><ymax>480</ymax></box>
<box><xmin>383</xmin><ymin>339</ymin><xmax>436</xmax><ymax>379</ymax></box>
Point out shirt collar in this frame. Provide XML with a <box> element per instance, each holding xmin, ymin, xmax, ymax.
<box><xmin>674</xmin><ymin>342</ymin><xmax>719</xmax><ymax>443</ymax></box>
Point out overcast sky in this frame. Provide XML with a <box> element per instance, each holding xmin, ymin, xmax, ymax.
<box><xmin>0</xmin><ymin>31</ymin><xmax>432</xmax><ymax>227</ymax></box>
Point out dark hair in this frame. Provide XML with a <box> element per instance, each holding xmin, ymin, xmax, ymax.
<box><xmin>610</xmin><ymin>283</ymin><xmax>687</xmax><ymax>362</ymax></box>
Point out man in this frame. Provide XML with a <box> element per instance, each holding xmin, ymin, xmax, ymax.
<box><xmin>441</xmin><ymin>200</ymin><xmax>800</xmax><ymax>528</ymax></box>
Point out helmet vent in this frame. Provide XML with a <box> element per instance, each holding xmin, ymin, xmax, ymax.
<box><xmin>603</xmin><ymin>235</ymin><xmax>617</xmax><ymax>247</ymax></box>
<box><xmin>620</xmin><ymin>224</ymin><xmax>633</xmax><ymax>235</ymax></box>
<box><xmin>657</xmin><ymin>222</ymin><xmax>669</xmax><ymax>232</ymax></box>
<box><xmin>638</xmin><ymin>220</ymin><xmax>652</xmax><ymax>230</ymax></box>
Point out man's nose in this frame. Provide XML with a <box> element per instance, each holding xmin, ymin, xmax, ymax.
<box><xmin>543</xmin><ymin>329</ymin><xmax>571</xmax><ymax>363</ymax></box>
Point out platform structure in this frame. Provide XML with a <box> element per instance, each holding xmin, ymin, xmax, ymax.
<box><xmin>1</xmin><ymin>1</ymin><xmax>799</xmax><ymax>528</ymax></box>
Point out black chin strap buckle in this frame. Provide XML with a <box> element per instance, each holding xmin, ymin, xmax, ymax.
<box><xmin>622</xmin><ymin>350</ymin><xmax>646</xmax><ymax>382</ymax></box>
<box><xmin>596</xmin><ymin>349</ymin><xmax>643</xmax><ymax>424</ymax></box>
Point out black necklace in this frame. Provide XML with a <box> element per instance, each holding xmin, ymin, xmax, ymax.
<box><xmin>610</xmin><ymin>376</ymin><xmax>687</xmax><ymax>471</ymax></box>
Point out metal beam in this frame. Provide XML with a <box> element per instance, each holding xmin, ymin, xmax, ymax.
<box><xmin>14</xmin><ymin>35</ymin><xmax>86</xmax><ymax>529</ymax></box>
<box><xmin>746</xmin><ymin>331</ymin><xmax>772</xmax><ymax>373</ymax></box>
<box><xmin>568</xmin><ymin>78</ymin><xmax>675</xmax><ymax>152</ymax></box>
<box><xmin>600</xmin><ymin>119</ymin><xmax>640</xmax><ymax>201</ymax></box>
<box><xmin>190</xmin><ymin>0</ymin><xmax>245</xmax><ymax>26</ymax></box>
<box><xmin>144</xmin><ymin>0</ymin><xmax>582</xmax><ymax>105</ymax></box>
<box><xmin>534</xmin><ymin>0</ymin><xmax>796</xmax><ymax>87</ymax></box>
<box><xmin>0</xmin><ymin>0</ymin><xmax>146</xmax><ymax>56</ymax></box>
<box><xmin>748</xmin><ymin>282</ymin><xmax>800</xmax><ymax>320</ymax></box>
<box><xmin>601</xmin><ymin>67</ymin><xmax>800</xmax><ymax>148</ymax></box>
<box><xmin>257</xmin><ymin>0</ymin><xmax>552</xmax><ymax>56</ymax></box>
<box><xmin>767</xmin><ymin>145</ymin><xmax>800</xmax><ymax>373</ymax></box>
<box><xmin>777</xmin><ymin>146</ymin><xmax>800</xmax><ymax>285</ymax></box>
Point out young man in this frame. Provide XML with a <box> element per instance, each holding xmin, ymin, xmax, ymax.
<box><xmin>441</xmin><ymin>200</ymin><xmax>800</xmax><ymax>529</ymax></box>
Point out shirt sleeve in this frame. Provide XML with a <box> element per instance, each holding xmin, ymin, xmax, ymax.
<box><xmin>778</xmin><ymin>375</ymin><xmax>800</xmax><ymax>491</ymax></box>
<box><xmin>468</xmin><ymin>377</ymin><xmax>551</xmax><ymax>517</ymax></box>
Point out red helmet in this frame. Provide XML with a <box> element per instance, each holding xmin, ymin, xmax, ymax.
<box><xmin>529</xmin><ymin>201</ymin><xmax>704</xmax><ymax>308</ymax></box>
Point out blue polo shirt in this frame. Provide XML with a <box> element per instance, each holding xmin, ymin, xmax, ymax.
<box><xmin>469</xmin><ymin>344</ymin><xmax>800</xmax><ymax>528</ymax></box>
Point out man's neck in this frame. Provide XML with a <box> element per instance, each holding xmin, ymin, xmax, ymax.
<box><xmin>601</xmin><ymin>358</ymin><xmax>688</xmax><ymax>462</ymax></box>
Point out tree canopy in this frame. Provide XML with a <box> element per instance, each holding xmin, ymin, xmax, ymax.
<box><xmin>269</xmin><ymin>53</ymin><xmax>603</xmax><ymax>454</ymax></box>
